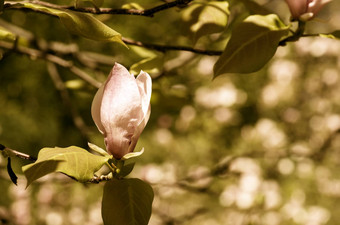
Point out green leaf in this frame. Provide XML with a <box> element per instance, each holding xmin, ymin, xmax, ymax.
<box><xmin>57</xmin><ymin>11</ymin><xmax>125</xmax><ymax>45</ymax></box>
<box><xmin>320</xmin><ymin>30</ymin><xmax>340</xmax><ymax>39</ymax></box>
<box><xmin>122</xmin><ymin>3</ymin><xmax>144</xmax><ymax>10</ymax></box>
<box><xmin>108</xmin><ymin>148</ymin><xmax>143</xmax><ymax>178</ymax></box>
<box><xmin>130</xmin><ymin>55</ymin><xmax>164</xmax><ymax>77</ymax></box>
<box><xmin>182</xmin><ymin>1</ymin><xmax>229</xmax><ymax>43</ymax></box>
<box><xmin>22</xmin><ymin>146</ymin><xmax>110</xmax><ymax>186</ymax></box>
<box><xmin>102</xmin><ymin>178</ymin><xmax>154</xmax><ymax>225</ymax></box>
<box><xmin>0</xmin><ymin>26</ymin><xmax>16</xmax><ymax>42</ymax></box>
<box><xmin>213</xmin><ymin>14</ymin><xmax>290</xmax><ymax>76</ymax></box>
<box><xmin>16</xmin><ymin>3</ymin><xmax>126</xmax><ymax>46</ymax></box>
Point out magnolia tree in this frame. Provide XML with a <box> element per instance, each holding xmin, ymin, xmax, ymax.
<box><xmin>0</xmin><ymin>0</ymin><xmax>339</xmax><ymax>224</ymax></box>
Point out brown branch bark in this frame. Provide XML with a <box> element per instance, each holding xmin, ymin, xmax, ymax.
<box><xmin>122</xmin><ymin>37</ymin><xmax>223</xmax><ymax>56</ymax></box>
<box><xmin>0</xmin><ymin>40</ymin><xmax>102</xmax><ymax>88</ymax></box>
<box><xmin>4</xmin><ymin>0</ymin><xmax>193</xmax><ymax>17</ymax></box>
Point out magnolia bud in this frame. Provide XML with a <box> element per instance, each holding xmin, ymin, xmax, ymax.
<box><xmin>285</xmin><ymin>0</ymin><xmax>331</xmax><ymax>21</ymax></box>
<box><xmin>91</xmin><ymin>63</ymin><xmax>152</xmax><ymax>159</ymax></box>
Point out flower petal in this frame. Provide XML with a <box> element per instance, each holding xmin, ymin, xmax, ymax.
<box><xmin>285</xmin><ymin>0</ymin><xmax>308</xmax><ymax>19</ymax></box>
<box><xmin>136</xmin><ymin>70</ymin><xmax>152</xmax><ymax>118</ymax></box>
<box><xmin>91</xmin><ymin>81</ymin><xmax>105</xmax><ymax>134</ymax></box>
<box><xmin>126</xmin><ymin>71</ymin><xmax>152</xmax><ymax>154</ymax></box>
<box><xmin>100</xmin><ymin>63</ymin><xmax>144</xmax><ymax>158</ymax></box>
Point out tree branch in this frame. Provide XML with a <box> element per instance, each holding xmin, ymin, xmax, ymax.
<box><xmin>0</xmin><ymin>144</ymin><xmax>37</xmax><ymax>161</ymax></box>
<box><xmin>122</xmin><ymin>37</ymin><xmax>223</xmax><ymax>56</ymax></box>
<box><xmin>88</xmin><ymin>174</ymin><xmax>113</xmax><ymax>183</ymax></box>
<box><xmin>0</xmin><ymin>40</ymin><xmax>102</xmax><ymax>88</ymax></box>
<box><xmin>4</xmin><ymin>0</ymin><xmax>193</xmax><ymax>17</ymax></box>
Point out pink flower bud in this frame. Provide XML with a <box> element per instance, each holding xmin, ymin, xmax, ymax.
<box><xmin>91</xmin><ymin>63</ymin><xmax>152</xmax><ymax>159</ymax></box>
<box><xmin>285</xmin><ymin>0</ymin><xmax>331</xmax><ymax>20</ymax></box>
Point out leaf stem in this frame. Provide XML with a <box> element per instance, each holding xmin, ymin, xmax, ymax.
<box><xmin>0</xmin><ymin>144</ymin><xmax>37</xmax><ymax>161</ymax></box>
<box><xmin>279</xmin><ymin>21</ymin><xmax>306</xmax><ymax>46</ymax></box>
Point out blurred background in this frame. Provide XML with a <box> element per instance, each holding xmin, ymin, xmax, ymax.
<box><xmin>1</xmin><ymin>0</ymin><xmax>340</xmax><ymax>224</ymax></box>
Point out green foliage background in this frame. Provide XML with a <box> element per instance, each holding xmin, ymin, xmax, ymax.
<box><xmin>1</xmin><ymin>0</ymin><xmax>340</xmax><ymax>224</ymax></box>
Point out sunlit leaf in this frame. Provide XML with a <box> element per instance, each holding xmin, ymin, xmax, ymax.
<box><xmin>15</xmin><ymin>3</ymin><xmax>126</xmax><ymax>46</ymax></box>
<box><xmin>182</xmin><ymin>1</ymin><xmax>229</xmax><ymax>43</ymax></box>
<box><xmin>130</xmin><ymin>55</ymin><xmax>164</xmax><ymax>77</ymax></box>
<box><xmin>57</xmin><ymin>11</ymin><xmax>124</xmax><ymax>45</ymax></box>
<box><xmin>22</xmin><ymin>146</ymin><xmax>111</xmax><ymax>186</ymax></box>
<box><xmin>213</xmin><ymin>14</ymin><xmax>290</xmax><ymax>76</ymax></box>
<box><xmin>0</xmin><ymin>26</ymin><xmax>16</xmax><ymax>42</ymax></box>
<box><xmin>102</xmin><ymin>178</ymin><xmax>154</xmax><ymax>225</ymax></box>
<box><xmin>320</xmin><ymin>31</ymin><xmax>340</xmax><ymax>39</ymax></box>
<box><xmin>112</xmin><ymin>148</ymin><xmax>144</xmax><ymax>178</ymax></box>
<box><xmin>122</xmin><ymin>3</ymin><xmax>144</xmax><ymax>10</ymax></box>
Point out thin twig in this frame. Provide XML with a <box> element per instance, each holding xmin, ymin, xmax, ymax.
<box><xmin>122</xmin><ymin>37</ymin><xmax>223</xmax><ymax>56</ymax></box>
<box><xmin>0</xmin><ymin>40</ymin><xmax>101</xmax><ymax>88</ymax></box>
<box><xmin>4</xmin><ymin>0</ymin><xmax>193</xmax><ymax>17</ymax></box>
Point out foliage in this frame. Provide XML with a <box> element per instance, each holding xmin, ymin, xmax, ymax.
<box><xmin>9</xmin><ymin>2</ymin><xmax>125</xmax><ymax>45</ymax></box>
<box><xmin>213</xmin><ymin>14</ymin><xmax>290</xmax><ymax>75</ymax></box>
<box><xmin>22</xmin><ymin>146</ymin><xmax>111</xmax><ymax>186</ymax></box>
<box><xmin>1</xmin><ymin>0</ymin><xmax>340</xmax><ymax>225</ymax></box>
<box><xmin>102</xmin><ymin>178</ymin><xmax>153</xmax><ymax>225</ymax></box>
